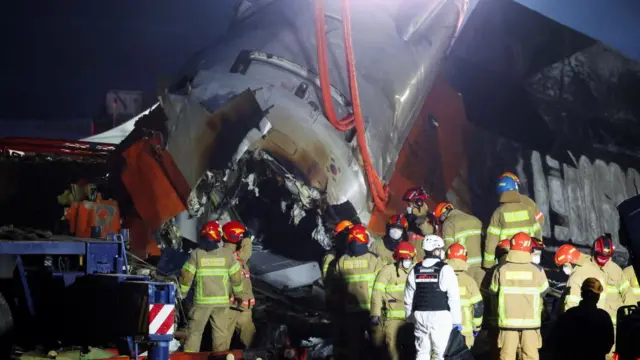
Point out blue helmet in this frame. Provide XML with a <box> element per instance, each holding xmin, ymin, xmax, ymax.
<box><xmin>497</xmin><ymin>176</ymin><xmax>518</xmax><ymax>194</ymax></box>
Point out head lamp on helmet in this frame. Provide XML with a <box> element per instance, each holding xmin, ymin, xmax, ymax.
<box><xmin>222</xmin><ymin>220</ymin><xmax>247</xmax><ymax>244</ymax></box>
<box><xmin>402</xmin><ymin>187</ymin><xmax>428</xmax><ymax>208</ymax></box>
<box><xmin>593</xmin><ymin>234</ymin><xmax>614</xmax><ymax>267</ymax></box>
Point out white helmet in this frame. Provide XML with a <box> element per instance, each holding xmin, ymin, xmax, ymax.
<box><xmin>422</xmin><ymin>235</ymin><xmax>445</xmax><ymax>251</ymax></box>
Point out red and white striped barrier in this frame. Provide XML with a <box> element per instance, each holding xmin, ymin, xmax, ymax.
<box><xmin>148</xmin><ymin>304</ymin><xmax>175</xmax><ymax>336</ymax></box>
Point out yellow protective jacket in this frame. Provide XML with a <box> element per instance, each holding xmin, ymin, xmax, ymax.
<box><xmin>563</xmin><ymin>253</ymin><xmax>606</xmax><ymax>312</ymax></box>
<box><xmin>489</xmin><ymin>250</ymin><xmax>549</xmax><ymax>330</ymax></box>
<box><xmin>371</xmin><ymin>263</ymin><xmax>410</xmax><ymax>320</ymax></box>
<box><xmin>484</xmin><ymin>191</ymin><xmax>539</xmax><ymax>268</ymax></box>
<box><xmin>224</xmin><ymin>241</ymin><xmax>255</xmax><ymax>307</ymax></box>
<box><xmin>336</xmin><ymin>252</ymin><xmax>384</xmax><ymax>312</ymax></box>
<box><xmin>448</xmin><ymin>259</ymin><xmax>483</xmax><ymax>334</ymax></box>
<box><xmin>179</xmin><ymin>247</ymin><xmax>243</xmax><ymax>306</ymax></box>
<box><xmin>480</xmin><ymin>254</ymin><xmax>508</xmax><ymax>328</ymax></box>
<box><xmin>623</xmin><ymin>265</ymin><xmax>640</xmax><ymax>305</ymax></box>
<box><xmin>369</xmin><ymin>236</ymin><xmax>396</xmax><ymax>266</ymax></box>
<box><xmin>601</xmin><ymin>259</ymin><xmax>631</xmax><ymax>324</ymax></box>
<box><xmin>520</xmin><ymin>194</ymin><xmax>544</xmax><ymax>239</ymax></box>
<box><xmin>442</xmin><ymin>209</ymin><xmax>483</xmax><ymax>267</ymax></box>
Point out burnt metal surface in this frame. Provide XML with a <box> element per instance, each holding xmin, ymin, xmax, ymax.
<box><xmin>161</xmin><ymin>0</ymin><xmax>464</xmax><ymax>221</ymax></box>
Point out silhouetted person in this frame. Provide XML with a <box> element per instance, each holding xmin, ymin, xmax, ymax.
<box><xmin>550</xmin><ymin>277</ymin><xmax>614</xmax><ymax>360</ymax></box>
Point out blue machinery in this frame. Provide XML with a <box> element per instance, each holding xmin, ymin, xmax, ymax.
<box><xmin>0</xmin><ymin>235</ymin><xmax>176</xmax><ymax>360</ymax></box>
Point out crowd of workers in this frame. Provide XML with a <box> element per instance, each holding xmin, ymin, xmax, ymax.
<box><xmin>177</xmin><ymin>171</ymin><xmax>640</xmax><ymax>360</ymax></box>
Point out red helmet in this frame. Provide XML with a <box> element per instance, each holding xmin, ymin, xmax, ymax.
<box><xmin>393</xmin><ymin>241</ymin><xmax>417</xmax><ymax>261</ymax></box>
<box><xmin>402</xmin><ymin>187</ymin><xmax>428</xmax><ymax>208</ymax></box>
<box><xmin>388</xmin><ymin>214</ymin><xmax>409</xmax><ymax>229</ymax></box>
<box><xmin>434</xmin><ymin>202</ymin><xmax>454</xmax><ymax>219</ymax></box>
<box><xmin>496</xmin><ymin>239</ymin><xmax>511</xmax><ymax>257</ymax></box>
<box><xmin>201</xmin><ymin>220</ymin><xmax>222</xmax><ymax>242</ymax></box>
<box><xmin>510</xmin><ymin>232</ymin><xmax>532</xmax><ymax>252</ymax></box>
<box><xmin>222</xmin><ymin>220</ymin><xmax>247</xmax><ymax>244</ymax></box>
<box><xmin>499</xmin><ymin>172</ymin><xmax>521</xmax><ymax>185</ymax></box>
<box><xmin>333</xmin><ymin>220</ymin><xmax>354</xmax><ymax>236</ymax></box>
<box><xmin>446</xmin><ymin>243</ymin><xmax>468</xmax><ymax>262</ymax></box>
<box><xmin>347</xmin><ymin>224</ymin><xmax>369</xmax><ymax>244</ymax></box>
<box><xmin>554</xmin><ymin>244</ymin><xmax>581</xmax><ymax>266</ymax></box>
<box><xmin>593</xmin><ymin>234</ymin><xmax>614</xmax><ymax>267</ymax></box>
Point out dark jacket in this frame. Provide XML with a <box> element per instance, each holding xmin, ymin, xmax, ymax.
<box><xmin>445</xmin><ymin>328</ymin><xmax>474</xmax><ymax>360</ymax></box>
<box><xmin>550</xmin><ymin>300</ymin><xmax>614</xmax><ymax>360</ymax></box>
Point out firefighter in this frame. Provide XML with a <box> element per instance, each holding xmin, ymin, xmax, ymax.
<box><xmin>489</xmin><ymin>232</ymin><xmax>549</xmax><ymax>360</ymax></box>
<box><xmin>499</xmin><ymin>172</ymin><xmax>544</xmax><ymax>239</ymax></box>
<box><xmin>179</xmin><ymin>220</ymin><xmax>245</xmax><ymax>353</ymax></box>
<box><xmin>221</xmin><ymin>220</ymin><xmax>256</xmax><ymax>349</ymax></box>
<box><xmin>445</xmin><ymin>243</ymin><xmax>483</xmax><ymax>349</ymax></box>
<box><xmin>481</xmin><ymin>239</ymin><xmax>512</xmax><ymax>360</ymax></box>
<box><xmin>370</xmin><ymin>214</ymin><xmax>409</xmax><ymax>265</ymax></box>
<box><xmin>622</xmin><ymin>265</ymin><xmax>640</xmax><ymax>305</ymax></box>
<box><xmin>436</xmin><ymin>201</ymin><xmax>485</xmax><ymax>285</ymax></box>
<box><xmin>554</xmin><ymin>244</ymin><xmax>605</xmax><ymax>311</ymax></box>
<box><xmin>322</xmin><ymin>220</ymin><xmax>354</xmax><ymax>280</ymax></box>
<box><xmin>370</xmin><ymin>241</ymin><xmax>417</xmax><ymax>360</ymax></box>
<box><xmin>335</xmin><ymin>224</ymin><xmax>384</xmax><ymax>359</ymax></box>
<box><xmin>484</xmin><ymin>176</ymin><xmax>539</xmax><ymax>270</ymax></box>
<box><xmin>405</xmin><ymin>235</ymin><xmax>461</xmax><ymax>360</ymax></box>
<box><xmin>402</xmin><ymin>186</ymin><xmax>436</xmax><ymax>260</ymax></box>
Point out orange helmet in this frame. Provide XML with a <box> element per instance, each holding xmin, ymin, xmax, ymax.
<box><xmin>333</xmin><ymin>220</ymin><xmax>354</xmax><ymax>236</ymax></box>
<box><xmin>499</xmin><ymin>172</ymin><xmax>521</xmax><ymax>185</ymax></box>
<box><xmin>434</xmin><ymin>202</ymin><xmax>454</xmax><ymax>219</ymax></box>
<box><xmin>201</xmin><ymin>220</ymin><xmax>223</xmax><ymax>242</ymax></box>
<box><xmin>222</xmin><ymin>220</ymin><xmax>247</xmax><ymax>244</ymax></box>
<box><xmin>446</xmin><ymin>243</ymin><xmax>468</xmax><ymax>262</ymax></box>
<box><xmin>554</xmin><ymin>244</ymin><xmax>582</xmax><ymax>266</ymax></box>
<box><xmin>393</xmin><ymin>241</ymin><xmax>417</xmax><ymax>261</ymax></box>
<box><xmin>510</xmin><ymin>232</ymin><xmax>532</xmax><ymax>252</ymax></box>
<box><xmin>347</xmin><ymin>224</ymin><xmax>369</xmax><ymax>244</ymax></box>
<box><xmin>388</xmin><ymin>214</ymin><xmax>409</xmax><ymax>229</ymax></box>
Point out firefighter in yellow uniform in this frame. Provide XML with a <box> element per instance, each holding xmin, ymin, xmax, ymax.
<box><xmin>490</xmin><ymin>233</ymin><xmax>549</xmax><ymax>360</ymax></box>
<box><xmin>370</xmin><ymin>215</ymin><xmax>409</xmax><ymax>265</ymax></box>
<box><xmin>436</xmin><ymin>202</ymin><xmax>485</xmax><ymax>286</ymax></box>
<box><xmin>179</xmin><ymin>220</ymin><xmax>245</xmax><ymax>352</ymax></box>
<box><xmin>481</xmin><ymin>239</ymin><xmax>512</xmax><ymax>360</ymax></box>
<box><xmin>554</xmin><ymin>244</ymin><xmax>605</xmax><ymax>312</ymax></box>
<box><xmin>484</xmin><ymin>176</ymin><xmax>540</xmax><ymax>270</ymax></box>
<box><xmin>335</xmin><ymin>224</ymin><xmax>384</xmax><ymax>360</ymax></box>
<box><xmin>322</xmin><ymin>220</ymin><xmax>354</xmax><ymax>280</ymax></box>
<box><xmin>221</xmin><ymin>221</ymin><xmax>256</xmax><ymax>349</ymax></box>
<box><xmin>499</xmin><ymin>172</ymin><xmax>544</xmax><ymax>240</ymax></box>
<box><xmin>402</xmin><ymin>187</ymin><xmax>436</xmax><ymax>260</ymax></box>
<box><xmin>445</xmin><ymin>243</ymin><xmax>483</xmax><ymax>349</ymax></box>
<box><xmin>623</xmin><ymin>265</ymin><xmax>640</xmax><ymax>305</ymax></box>
<box><xmin>370</xmin><ymin>241</ymin><xmax>417</xmax><ymax>360</ymax></box>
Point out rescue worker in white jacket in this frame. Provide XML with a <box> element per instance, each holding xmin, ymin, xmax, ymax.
<box><xmin>405</xmin><ymin>235</ymin><xmax>462</xmax><ymax>360</ymax></box>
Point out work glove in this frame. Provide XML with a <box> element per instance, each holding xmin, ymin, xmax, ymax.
<box><xmin>453</xmin><ymin>324</ymin><xmax>463</xmax><ymax>332</ymax></box>
<box><xmin>370</xmin><ymin>316</ymin><xmax>381</xmax><ymax>326</ymax></box>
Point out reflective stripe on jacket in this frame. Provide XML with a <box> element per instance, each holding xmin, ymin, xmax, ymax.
<box><xmin>521</xmin><ymin>194</ymin><xmax>543</xmax><ymax>239</ymax></box>
<box><xmin>223</xmin><ymin>242</ymin><xmax>255</xmax><ymax>305</ymax></box>
<box><xmin>484</xmin><ymin>191</ymin><xmax>538</xmax><ymax>269</ymax></box>
<box><xmin>489</xmin><ymin>250</ymin><xmax>549</xmax><ymax>329</ymax></box>
<box><xmin>336</xmin><ymin>252</ymin><xmax>383</xmax><ymax>312</ymax></box>
<box><xmin>371</xmin><ymin>263</ymin><xmax>410</xmax><ymax>320</ymax></box>
<box><xmin>442</xmin><ymin>209</ymin><xmax>483</xmax><ymax>266</ymax></box>
<box><xmin>179</xmin><ymin>247</ymin><xmax>244</xmax><ymax>306</ymax></box>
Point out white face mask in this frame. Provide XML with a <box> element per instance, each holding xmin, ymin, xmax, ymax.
<box><xmin>562</xmin><ymin>263</ymin><xmax>573</xmax><ymax>276</ymax></box>
<box><xmin>402</xmin><ymin>259</ymin><xmax>413</xmax><ymax>269</ymax></box>
<box><xmin>406</xmin><ymin>206</ymin><xmax>413</xmax><ymax>214</ymax></box>
<box><xmin>532</xmin><ymin>252</ymin><xmax>541</xmax><ymax>265</ymax></box>
<box><xmin>389</xmin><ymin>228</ymin><xmax>403</xmax><ymax>240</ymax></box>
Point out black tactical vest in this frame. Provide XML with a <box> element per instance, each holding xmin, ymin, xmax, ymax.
<box><xmin>412</xmin><ymin>261</ymin><xmax>449</xmax><ymax>312</ymax></box>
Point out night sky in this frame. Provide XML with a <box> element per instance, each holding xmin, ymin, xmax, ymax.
<box><xmin>0</xmin><ymin>0</ymin><xmax>235</xmax><ymax>137</ymax></box>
